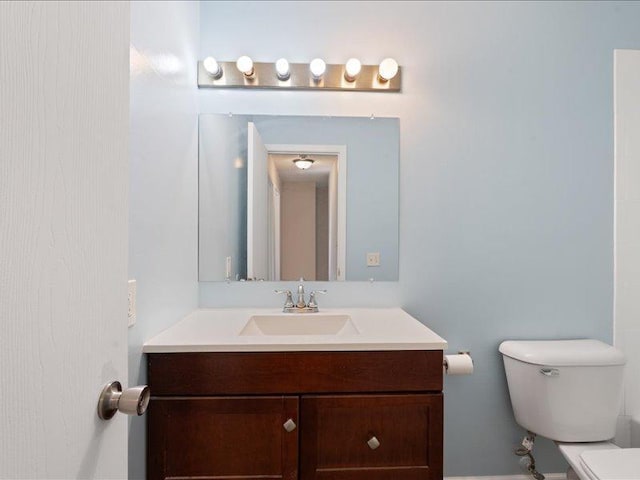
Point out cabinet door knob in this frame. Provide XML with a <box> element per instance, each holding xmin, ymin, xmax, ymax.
<box><xmin>367</xmin><ymin>435</ymin><xmax>381</xmax><ymax>450</ymax></box>
<box><xmin>283</xmin><ymin>418</ymin><xmax>297</xmax><ymax>432</ymax></box>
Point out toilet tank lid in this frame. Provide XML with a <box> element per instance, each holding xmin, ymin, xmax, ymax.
<box><xmin>499</xmin><ymin>339</ymin><xmax>626</xmax><ymax>366</ymax></box>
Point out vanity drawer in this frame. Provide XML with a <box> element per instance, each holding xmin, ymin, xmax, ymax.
<box><xmin>300</xmin><ymin>394</ymin><xmax>443</xmax><ymax>479</ymax></box>
<box><xmin>148</xmin><ymin>350</ymin><xmax>443</xmax><ymax>395</ymax></box>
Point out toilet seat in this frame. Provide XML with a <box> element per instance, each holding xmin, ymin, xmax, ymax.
<box><xmin>557</xmin><ymin>441</ymin><xmax>620</xmax><ymax>480</ymax></box>
<box><xmin>579</xmin><ymin>448</ymin><xmax>640</xmax><ymax>480</ymax></box>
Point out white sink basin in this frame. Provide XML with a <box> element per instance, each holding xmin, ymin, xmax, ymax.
<box><xmin>239</xmin><ymin>314</ymin><xmax>359</xmax><ymax>336</ymax></box>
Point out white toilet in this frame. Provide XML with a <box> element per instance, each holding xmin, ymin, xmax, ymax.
<box><xmin>499</xmin><ymin>339</ymin><xmax>640</xmax><ymax>480</ymax></box>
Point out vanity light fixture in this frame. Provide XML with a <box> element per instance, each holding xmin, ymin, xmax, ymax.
<box><xmin>378</xmin><ymin>57</ymin><xmax>399</xmax><ymax>82</ymax></box>
<box><xmin>309</xmin><ymin>58</ymin><xmax>326</xmax><ymax>80</ymax></box>
<box><xmin>203</xmin><ymin>56</ymin><xmax>223</xmax><ymax>79</ymax></box>
<box><xmin>275</xmin><ymin>58</ymin><xmax>290</xmax><ymax>80</ymax></box>
<box><xmin>344</xmin><ymin>58</ymin><xmax>362</xmax><ymax>82</ymax></box>
<box><xmin>236</xmin><ymin>55</ymin><xmax>255</xmax><ymax>77</ymax></box>
<box><xmin>293</xmin><ymin>155</ymin><xmax>314</xmax><ymax>170</ymax></box>
<box><xmin>197</xmin><ymin>57</ymin><xmax>401</xmax><ymax>92</ymax></box>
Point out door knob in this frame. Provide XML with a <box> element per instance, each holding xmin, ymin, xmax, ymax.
<box><xmin>97</xmin><ymin>381</ymin><xmax>150</xmax><ymax>420</ymax></box>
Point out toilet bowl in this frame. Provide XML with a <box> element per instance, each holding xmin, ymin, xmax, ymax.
<box><xmin>498</xmin><ymin>339</ymin><xmax>639</xmax><ymax>480</ymax></box>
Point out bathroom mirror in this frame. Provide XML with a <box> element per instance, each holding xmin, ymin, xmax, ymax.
<box><xmin>199</xmin><ymin>114</ymin><xmax>399</xmax><ymax>282</ymax></box>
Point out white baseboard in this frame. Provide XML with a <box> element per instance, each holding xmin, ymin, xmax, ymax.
<box><xmin>445</xmin><ymin>474</ymin><xmax>565</xmax><ymax>480</ymax></box>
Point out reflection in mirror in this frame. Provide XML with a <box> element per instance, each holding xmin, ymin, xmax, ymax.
<box><xmin>199</xmin><ymin>114</ymin><xmax>399</xmax><ymax>282</ymax></box>
<box><xmin>262</xmin><ymin>150</ymin><xmax>343</xmax><ymax>282</ymax></box>
<box><xmin>270</xmin><ymin>153</ymin><xmax>336</xmax><ymax>281</ymax></box>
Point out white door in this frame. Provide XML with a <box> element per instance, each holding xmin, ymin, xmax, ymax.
<box><xmin>614</xmin><ymin>49</ymin><xmax>640</xmax><ymax>431</ymax></box>
<box><xmin>0</xmin><ymin>2</ymin><xmax>130</xmax><ymax>478</ymax></box>
<box><xmin>247</xmin><ymin>122</ymin><xmax>269</xmax><ymax>280</ymax></box>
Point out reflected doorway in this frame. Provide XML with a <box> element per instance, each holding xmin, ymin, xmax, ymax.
<box><xmin>268</xmin><ymin>153</ymin><xmax>338</xmax><ymax>281</ymax></box>
<box><xmin>246</xmin><ymin>122</ymin><xmax>346</xmax><ymax>281</ymax></box>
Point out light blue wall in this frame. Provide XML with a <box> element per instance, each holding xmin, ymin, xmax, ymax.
<box><xmin>199</xmin><ymin>114</ymin><xmax>399</xmax><ymax>281</ymax></box>
<box><xmin>129</xmin><ymin>1</ymin><xmax>200</xmax><ymax>479</ymax></box>
<box><xmin>197</xmin><ymin>1</ymin><xmax>640</xmax><ymax>475</ymax></box>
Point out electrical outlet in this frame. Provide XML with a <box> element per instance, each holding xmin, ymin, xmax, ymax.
<box><xmin>366</xmin><ymin>252</ymin><xmax>380</xmax><ymax>267</ymax></box>
<box><xmin>128</xmin><ymin>279</ymin><xmax>136</xmax><ymax>327</ymax></box>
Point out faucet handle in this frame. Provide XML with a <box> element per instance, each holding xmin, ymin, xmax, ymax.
<box><xmin>308</xmin><ymin>290</ymin><xmax>327</xmax><ymax>309</ymax></box>
<box><xmin>275</xmin><ymin>289</ymin><xmax>294</xmax><ymax>310</ymax></box>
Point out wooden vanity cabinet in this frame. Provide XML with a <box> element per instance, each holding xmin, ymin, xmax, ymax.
<box><xmin>147</xmin><ymin>350</ymin><xmax>443</xmax><ymax>480</ymax></box>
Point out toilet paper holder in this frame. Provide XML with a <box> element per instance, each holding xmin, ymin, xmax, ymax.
<box><xmin>443</xmin><ymin>350</ymin><xmax>474</xmax><ymax>375</ymax></box>
<box><xmin>444</xmin><ymin>350</ymin><xmax>472</xmax><ymax>364</ymax></box>
<box><xmin>97</xmin><ymin>381</ymin><xmax>150</xmax><ymax>420</ymax></box>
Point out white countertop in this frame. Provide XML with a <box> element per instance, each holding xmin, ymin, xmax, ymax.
<box><xmin>142</xmin><ymin>307</ymin><xmax>448</xmax><ymax>353</ymax></box>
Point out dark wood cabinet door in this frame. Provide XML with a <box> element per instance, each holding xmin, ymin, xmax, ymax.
<box><xmin>148</xmin><ymin>396</ymin><xmax>299</xmax><ymax>480</ymax></box>
<box><xmin>300</xmin><ymin>394</ymin><xmax>443</xmax><ymax>480</ymax></box>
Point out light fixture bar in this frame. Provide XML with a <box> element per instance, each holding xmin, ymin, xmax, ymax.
<box><xmin>197</xmin><ymin>61</ymin><xmax>401</xmax><ymax>92</ymax></box>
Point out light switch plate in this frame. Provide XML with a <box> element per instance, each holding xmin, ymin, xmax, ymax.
<box><xmin>128</xmin><ymin>279</ymin><xmax>136</xmax><ymax>327</ymax></box>
<box><xmin>225</xmin><ymin>256</ymin><xmax>232</xmax><ymax>280</ymax></box>
<box><xmin>366</xmin><ymin>252</ymin><xmax>380</xmax><ymax>267</ymax></box>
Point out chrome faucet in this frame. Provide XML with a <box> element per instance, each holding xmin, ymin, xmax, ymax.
<box><xmin>296</xmin><ymin>283</ymin><xmax>306</xmax><ymax>309</ymax></box>
<box><xmin>275</xmin><ymin>281</ymin><xmax>327</xmax><ymax>313</ymax></box>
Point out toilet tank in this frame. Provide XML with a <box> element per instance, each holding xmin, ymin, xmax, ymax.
<box><xmin>499</xmin><ymin>339</ymin><xmax>625</xmax><ymax>442</ymax></box>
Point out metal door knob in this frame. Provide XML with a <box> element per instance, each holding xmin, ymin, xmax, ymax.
<box><xmin>97</xmin><ymin>381</ymin><xmax>150</xmax><ymax>420</ymax></box>
<box><xmin>367</xmin><ymin>435</ymin><xmax>381</xmax><ymax>450</ymax></box>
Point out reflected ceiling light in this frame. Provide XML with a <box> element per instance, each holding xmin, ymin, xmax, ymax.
<box><xmin>293</xmin><ymin>154</ymin><xmax>314</xmax><ymax>170</ymax></box>
<box><xmin>236</xmin><ymin>55</ymin><xmax>254</xmax><ymax>77</ymax></box>
<box><xmin>378</xmin><ymin>57</ymin><xmax>399</xmax><ymax>82</ymax></box>
<box><xmin>275</xmin><ymin>58</ymin><xmax>290</xmax><ymax>80</ymax></box>
<box><xmin>203</xmin><ymin>56</ymin><xmax>222</xmax><ymax>79</ymax></box>
<box><xmin>344</xmin><ymin>58</ymin><xmax>362</xmax><ymax>82</ymax></box>
<box><xmin>309</xmin><ymin>58</ymin><xmax>326</xmax><ymax>80</ymax></box>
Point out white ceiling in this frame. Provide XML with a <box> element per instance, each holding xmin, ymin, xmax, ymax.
<box><xmin>269</xmin><ymin>153</ymin><xmax>337</xmax><ymax>186</ymax></box>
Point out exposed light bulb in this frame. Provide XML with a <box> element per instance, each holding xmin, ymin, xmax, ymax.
<box><xmin>236</xmin><ymin>55</ymin><xmax>254</xmax><ymax>77</ymax></box>
<box><xmin>203</xmin><ymin>56</ymin><xmax>222</xmax><ymax>78</ymax></box>
<box><xmin>309</xmin><ymin>58</ymin><xmax>326</xmax><ymax>80</ymax></box>
<box><xmin>275</xmin><ymin>58</ymin><xmax>290</xmax><ymax>80</ymax></box>
<box><xmin>344</xmin><ymin>58</ymin><xmax>362</xmax><ymax>82</ymax></box>
<box><xmin>378</xmin><ymin>57</ymin><xmax>399</xmax><ymax>82</ymax></box>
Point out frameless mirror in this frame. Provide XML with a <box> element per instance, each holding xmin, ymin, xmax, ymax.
<box><xmin>199</xmin><ymin>114</ymin><xmax>399</xmax><ymax>282</ymax></box>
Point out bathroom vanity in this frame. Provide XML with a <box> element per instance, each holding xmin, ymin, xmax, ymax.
<box><xmin>144</xmin><ymin>308</ymin><xmax>447</xmax><ymax>480</ymax></box>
